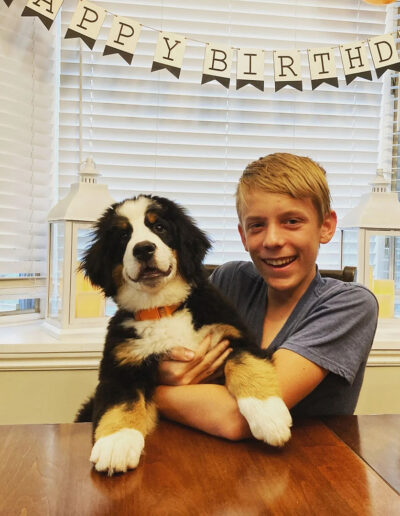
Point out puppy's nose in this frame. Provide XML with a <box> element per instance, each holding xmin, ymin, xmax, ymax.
<box><xmin>133</xmin><ymin>241</ymin><xmax>156</xmax><ymax>261</ymax></box>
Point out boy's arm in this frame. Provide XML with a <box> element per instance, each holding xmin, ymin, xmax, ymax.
<box><xmin>154</xmin><ymin>383</ymin><xmax>252</xmax><ymax>441</ymax></box>
<box><xmin>272</xmin><ymin>348</ymin><xmax>328</xmax><ymax>408</ymax></box>
<box><xmin>155</xmin><ymin>347</ymin><xmax>327</xmax><ymax>440</ymax></box>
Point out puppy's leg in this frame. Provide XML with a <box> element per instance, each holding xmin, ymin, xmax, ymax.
<box><xmin>225</xmin><ymin>351</ymin><xmax>292</xmax><ymax>446</ymax></box>
<box><xmin>90</xmin><ymin>391</ymin><xmax>157</xmax><ymax>475</ymax></box>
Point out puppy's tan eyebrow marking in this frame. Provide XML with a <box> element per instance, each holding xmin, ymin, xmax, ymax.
<box><xmin>146</xmin><ymin>211</ymin><xmax>158</xmax><ymax>224</ymax></box>
<box><xmin>114</xmin><ymin>216</ymin><xmax>130</xmax><ymax>229</ymax></box>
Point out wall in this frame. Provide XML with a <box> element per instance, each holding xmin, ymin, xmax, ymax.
<box><xmin>355</xmin><ymin>366</ymin><xmax>400</xmax><ymax>415</ymax></box>
<box><xmin>0</xmin><ymin>366</ymin><xmax>399</xmax><ymax>425</ymax></box>
<box><xmin>0</xmin><ymin>369</ymin><xmax>98</xmax><ymax>424</ymax></box>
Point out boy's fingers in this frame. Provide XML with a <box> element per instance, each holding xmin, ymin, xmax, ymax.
<box><xmin>203</xmin><ymin>339</ymin><xmax>230</xmax><ymax>363</ymax></box>
<box><xmin>164</xmin><ymin>346</ymin><xmax>195</xmax><ymax>362</ymax></box>
<box><xmin>193</xmin><ymin>334</ymin><xmax>213</xmax><ymax>359</ymax></box>
<box><xmin>194</xmin><ymin>348</ymin><xmax>233</xmax><ymax>384</ymax></box>
<box><xmin>163</xmin><ymin>335</ymin><xmax>227</xmax><ymax>363</ymax></box>
<box><xmin>210</xmin><ymin>346</ymin><xmax>232</xmax><ymax>370</ymax></box>
<box><xmin>187</xmin><ymin>340</ymin><xmax>232</xmax><ymax>383</ymax></box>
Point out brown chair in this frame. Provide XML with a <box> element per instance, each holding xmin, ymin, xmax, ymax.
<box><xmin>205</xmin><ymin>264</ymin><xmax>356</xmax><ymax>282</ymax></box>
<box><xmin>319</xmin><ymin>266</ymin><xmax>356</xmax><ymax>282</ymax></box>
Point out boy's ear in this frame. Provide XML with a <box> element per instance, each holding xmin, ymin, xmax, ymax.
<box><xmin>238</xmin><ymin>223</ymin><xmax>248</xmax><ymax>251</ymax></box>
<box><xmin>320</xmin><ymin>210</ymin><xmax>337</xmax><ymax>244</ymax></box>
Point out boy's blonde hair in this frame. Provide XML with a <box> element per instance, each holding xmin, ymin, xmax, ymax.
<box><xmin>236</xmin><ymin>153</ymin><xmax>331</xmax><ymax>224</ymax></box>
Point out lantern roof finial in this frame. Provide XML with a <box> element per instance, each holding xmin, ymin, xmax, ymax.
<box><xmin>79</xmin><ymin>157</ymin><xmax>99</xmax><ymax>184</ymax></box>
<box><xmin>370</xmin><ymin>168</ymin><xmax>390</xmax><ymax>193</ymax></box>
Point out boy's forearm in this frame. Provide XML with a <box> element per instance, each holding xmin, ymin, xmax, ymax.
<box><xmin>154</xmin><ymin>384</ymin><xmax>251</xmax><ymax>441</ymax></box>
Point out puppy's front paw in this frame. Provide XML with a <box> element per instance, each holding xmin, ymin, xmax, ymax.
<box><xmin>90</xmin><ymin>428</ymin><xmax>145</xmax><ymax>475</ymax></box>
<box><xmin>238</xmin><ymin>396</ymin><xmax>292</xmax><ymax>447</ymax></box>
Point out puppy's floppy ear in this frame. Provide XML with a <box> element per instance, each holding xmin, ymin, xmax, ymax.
<box><xmin>178</xmin><ymin>217</ymin><xmax>211</xmax><ymax>281</ymax></box>
<box><xmin>79</xmin><ymin>204</ymin><xmax>119</xmax><ymax>297</ymax></box>
<box><xmin>161</xmin><ymin>198</ymin><xmax>211</xmax><ymax>282</ymax></box>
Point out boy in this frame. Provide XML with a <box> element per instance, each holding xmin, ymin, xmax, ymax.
<box><xmin>154</xmin><ymin>153</ymin><xmax>378</xmax><ymax>440</ymax></box>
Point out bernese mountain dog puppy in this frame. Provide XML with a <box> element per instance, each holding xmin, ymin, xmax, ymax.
<box><xmin>76</xmin><ymin>194</ymin><xmax>292</xmax><ymax>475</ymax></box>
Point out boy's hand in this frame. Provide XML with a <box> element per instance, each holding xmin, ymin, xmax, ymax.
<box><xmin>158</xmin><ymin>335</ymin><xmax>232</xmax><ymax>386</ymax></box>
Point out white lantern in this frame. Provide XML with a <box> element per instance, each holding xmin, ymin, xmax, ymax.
<box><xmin>340</xmin><ymin>169</ymin><xmax>400</xmax><ymax>319</ymax></box>
<box><xmin>44</xmin><ymin>158</ymin><xmax>115</xmax><ymax>338</ymax></box>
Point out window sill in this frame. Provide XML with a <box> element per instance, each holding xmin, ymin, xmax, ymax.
<box><xmin>0</xmin><ymin>320</ymin><xmax>104</xmax><ymax>371</ymax></box>
<box><xmin>0</xmin><ymin>319</ymin><xmax>399</xmax><ymax>370</ymax></box>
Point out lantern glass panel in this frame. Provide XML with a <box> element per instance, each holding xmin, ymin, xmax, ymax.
<box><xmin>74</xmin><ymin>227</ymin><xmax>116</xmax><ymax>319</ymax></box>
<box><xmin>48</xmin><ymin>222</ymin><xmax>64</xmax><ymax>321</ymax></box>
<box><xmin>341</xmin><ymin>229</ymin><xmax>358</xmax><ymax>268</ymax></box>
<box><xmin>368</xmin><ymin>234</ymin><xmax>400</xmax><ymax>318</ymax></box>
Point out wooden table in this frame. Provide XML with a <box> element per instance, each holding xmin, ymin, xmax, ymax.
<box><xmin>0</xmin><ymin>415</ymin><xmax>399</xmax><ymax>515</ymax></box>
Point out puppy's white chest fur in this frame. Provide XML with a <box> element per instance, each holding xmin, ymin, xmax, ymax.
<box><xmin>122</xmin><ymin>309</ymin><xmax>212</xmax><ymax>362</ymax></box>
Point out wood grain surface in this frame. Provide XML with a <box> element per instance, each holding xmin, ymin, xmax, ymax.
<box><xmin>324</xmin><ymin>414</ymin><xmax>400</xmax><ymax>495</ymax></box>
<box><xmin>0</xmin><ymin>417</ymin><xmax>399</xmax><ymax>515</ymax></box>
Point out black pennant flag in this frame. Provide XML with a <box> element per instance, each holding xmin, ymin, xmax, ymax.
<box><xmin>151</xmin><ymin>61</ymin><xmax>181</xmax><ymax>79</ymax></box>
<box><xmin>201</xmin><ymin>74</ymin><xmax>230</xmax><ymax>89</ymax></box>
<box><xmin>311</xmin><ymin>77</ymin><xmax>339</xmax><ymax>90</ymax></box>
<box><xmin>3</xmin><ymin>0</ymin><xmax>14</xmax><ymax>6</ymax></box>
<box><xmin>344</xmin><ymin>71</ymin><xmax>372</xmax><ymax>85</ymax></box>
<box><xmin>236</xmin><ymin>79</ymin><xmax>264</xmax><ymax>92</ymax></box>
<box><xmin>21</xmin><ymin>7</ymin><xmax>53</xmax><ymax>30</ymax></box>
<box><xmin>375</xmin><ymin>61</ymin><xmax>400</xmax><ymax>79</ymax></box>
<box><xmin>65</xmin><ymin>29</ymin><xmax>96</xmax><ymax>50</ymax></box>
<box><xmin>103</xmin><ymin>45</ymin><xmax>133</xmax><ymax>65</ymax></box>
<box><xmin>275</xmin><ymin>80</ymin><xmax>303</xmax><ymax>92</ymax></box>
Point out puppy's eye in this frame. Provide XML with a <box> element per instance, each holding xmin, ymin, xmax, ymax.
<box><xmin>120</xmin><ymin>231</ymin><xmax>130</xmax><ymax>241</ymax></box>
<box><xmin>154</xmin><ymin>223</ymin><xmax>166</xmax><ymax>233</ymax></box>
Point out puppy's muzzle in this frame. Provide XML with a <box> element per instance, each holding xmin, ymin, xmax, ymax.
<box><xmin>133</xmin><ymin>241</ymin><xmax>156</xmax><ymax>262</ymax></box>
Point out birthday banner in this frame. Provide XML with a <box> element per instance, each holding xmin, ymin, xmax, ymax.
<box><xmin>6</xmin><ymin>0</ymin><xmax>400</xmax><ymax>91</ymax></box>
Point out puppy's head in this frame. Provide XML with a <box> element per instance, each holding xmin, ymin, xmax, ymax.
<box><xmin>80</xmin><ymin>195</ymin><xmax>211</xmax><ymax>300</ymax></box>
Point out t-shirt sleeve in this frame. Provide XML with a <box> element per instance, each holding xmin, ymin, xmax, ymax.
<box><xmin>209</xmin><ymin>261</ymin><xmax>244</xmax><ymax>302</ymax></box>
<box><xmin>280</xmin><ymin>285</ymin><xmax>378</xmax><ymax>384</ymax></box>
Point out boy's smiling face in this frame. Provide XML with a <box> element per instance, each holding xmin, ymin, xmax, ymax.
<box><xmin>238</xmin><ymin>188</ymin><xmax>337</xmax><ymax>302</ymax></box>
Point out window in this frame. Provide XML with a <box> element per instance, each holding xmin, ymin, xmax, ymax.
<box><xmin>0</xmin><ymin>0</ymin><xmax>395</xmax><ymax>321</ymax></box>
<box><xmin>0</xmin><ymin>0</ymin><xmax>58</xmax><ymax>317</ymax></box>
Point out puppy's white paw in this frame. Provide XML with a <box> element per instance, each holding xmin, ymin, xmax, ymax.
<box><xmin>238</xmin><ymin>396</ymin><xmax>292</xmax><ymax>447</ymax></box>
<box><xmin>90</xmin><ymin>428</ymin><xmax>145</xmax><ymax>475</ymax></box>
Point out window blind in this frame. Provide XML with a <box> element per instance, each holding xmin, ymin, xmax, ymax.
<box><xmin>0</xmin><ymin>0</ymin><xmax>58</xmax><ymax>305</ymax></box>
<box><xmin>59</xmin><ymin>0</ymin><xmax>390</xmax><ymax>268</ymax></box>
<box><xmin>391</xmin><ymin>3</ymin><xmax>400</xmax><ymax>190</ymax></box>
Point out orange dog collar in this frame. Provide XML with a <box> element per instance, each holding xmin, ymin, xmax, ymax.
<box><xmin>134</xmin><ymin>303</ymin><xmax>182</xmax><ymax>321</ymax></box>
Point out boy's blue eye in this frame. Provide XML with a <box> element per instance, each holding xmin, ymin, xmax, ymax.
<box><xmin>248</xmin><ymin>222</ymin><xmax>264</xmax><ymax>231</ymax></box>
<box><xmin>285</xmin><ymin>218</ymin><xmax>301</xmax><ymax>226</ymax></box>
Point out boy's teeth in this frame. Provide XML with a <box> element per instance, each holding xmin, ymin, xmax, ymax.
<box><xmin>265</xmin><ymin>257</ymin><xmax>295</xmax><ymax>266</ymax></box>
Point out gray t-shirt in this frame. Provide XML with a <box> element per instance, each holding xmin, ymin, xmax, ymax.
<box><xmin>210</xmin><ymin>261</ymin><xmax>378</xmax><ymax>417</ymax></box>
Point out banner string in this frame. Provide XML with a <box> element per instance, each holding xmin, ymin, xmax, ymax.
<box><xmin>94</xmin><ymin>4</ymin><xmax>399</xmax><ymax>54</ymax></box>
<box><xmin>101</xmin><ymin>11</ymin><xmax>399</xmax><ymax>54</ymax></box>
<box><xmin>11</xmin><ymin>0</ymin><xmax>400</xmax><ymax>91</ymax></box>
